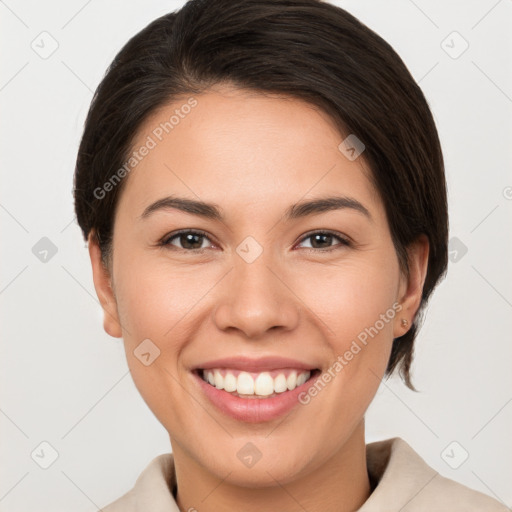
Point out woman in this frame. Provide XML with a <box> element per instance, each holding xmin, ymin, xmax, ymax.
<box><xmin>73</xmin><ymin>0</ymin><xmax>508</xmax><ymax>510</ymax></box>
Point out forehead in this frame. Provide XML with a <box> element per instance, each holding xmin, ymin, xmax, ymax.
<box><xmin>116</xmin><ymin>86</ymin><xmax>382</xmax><ymax>223</ymax></box>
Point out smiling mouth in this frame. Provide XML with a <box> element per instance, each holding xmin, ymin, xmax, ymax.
<box><xmin>194</xmin><ymin>368</ymin><xmax>320</xmax><ymax>399</ymax></box>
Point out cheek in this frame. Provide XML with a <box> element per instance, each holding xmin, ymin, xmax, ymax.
<box><xmin>113</xmin><ymin>255</ymin><xmax>217</xmax><ymax>343</ymax></box>
<box><xmin>292</xmin><ymin>255</ymin><xmax>399</xmax><ymax>413</ymax></box>
<box><xmin>112</xmin><ymin>258</ymin><xmax>209</xmax><ymax>423</ymax></box>
<box><xmin>293</xmin><ymin>254</ymin><xmax>400</xmax><ymax>348</ymax></box>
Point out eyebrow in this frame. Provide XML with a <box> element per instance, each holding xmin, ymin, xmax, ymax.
<box><xmin>138</xmin><ymin>195</ymin><xmax>372</xmax><ymax>223</ymax></box>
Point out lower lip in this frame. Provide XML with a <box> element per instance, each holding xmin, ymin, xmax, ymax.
<box><xmin>192</xmin><ymin>371</ymin><xmax>319</xmax><ymax>423</ymax></box>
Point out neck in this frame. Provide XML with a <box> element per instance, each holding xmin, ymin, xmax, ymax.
<box><xmin>171</xmin><ymin>421</ymin><xmax>371</xmax><ymax>512</ymax></box>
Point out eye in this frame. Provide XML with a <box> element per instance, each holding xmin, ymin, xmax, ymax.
<box><xmin>296</xmin><ymin>230</ymin><xmax>351</xmax><ymax>252</ymax></box>
<box><xmin>160</xmin><ymin>229</ymin><xmax>214</xmax><ymax>252</ymax></box>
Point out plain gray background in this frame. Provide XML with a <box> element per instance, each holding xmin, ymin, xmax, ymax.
<box><xmin>1</xmin><ymin>0</ymin><xmax>511</xmax><ymax>510</ymax></box>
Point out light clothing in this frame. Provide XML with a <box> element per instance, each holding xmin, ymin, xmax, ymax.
<box><xmin>100</xmin><ymin>437</ymin><xmax>508</xmax><ymax>511</ymax></box>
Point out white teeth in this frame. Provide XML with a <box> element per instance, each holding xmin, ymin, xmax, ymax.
<box><xmin>286</xmin><ymin>372</ymin><xmax>297</xmax><ymax>390</ymax></box>
<box><xmin>254</xmin><ymin>372</ymin><xmax>274</xmax><ymax>396</ymax></box>
<box><xmin>214</xmin><ymin>370</ymin><xmax>224</xmax><ymax>390</ymax></box>
<box><xmin>201</xmin><ymin>369</ymin><xmax>312</xmax><ymax>396</ymax></box>
<box><xmin>237</xmin><ymin>372</ymin><xmax>254</xmax><ymax>395</ymax></box>
<box><xmin>223</xmin><ymin>372</ymin><xmax>237</xmax><ymax>392</ymax></box>
<box><xmin>296</xmin><ymin>372</ymin><xmax>307</xmax><ymax>387</ymax></box>
<box><xmin>274</xmin><ymin>373</ymin><xmax>288</xmax><ymax>393</ymax></box>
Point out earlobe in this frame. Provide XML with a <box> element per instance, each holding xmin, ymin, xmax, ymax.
<box><xmin>394</xmin><ymin>235</ymin><xmax>429</xmax><ymax>338</ymax></box>
<box><xmin>88</xmin><ymin>231</ymin><xmax>123</xmax><ymax>339</ymax></box>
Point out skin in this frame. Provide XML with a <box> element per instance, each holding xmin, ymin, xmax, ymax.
<box><xmin>89</xmin><ymin>84</ymin><xmax>429</xmax><ymax>512</ymax></box>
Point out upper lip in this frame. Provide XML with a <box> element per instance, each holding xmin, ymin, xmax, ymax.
<box><xmin>192</xmin><ymin>356</ymin><xmax>318</xmax><ymax>373</ymax></box>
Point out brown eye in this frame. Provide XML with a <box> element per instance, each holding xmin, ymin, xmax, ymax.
<box><xmin>161</xmin><ymin>230</ymin><xmax>212</xmax><ymax>251</ymax></box>
<box><xmin>297</xmin><ymin>231</ymin><xmax>351</xmax><ymax>251</ymax></box>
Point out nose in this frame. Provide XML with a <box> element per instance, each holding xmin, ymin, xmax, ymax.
<box><xmin>212</xmin><ymin>254</ymin><xmax>300</xmax><ymax>340</ymax></box>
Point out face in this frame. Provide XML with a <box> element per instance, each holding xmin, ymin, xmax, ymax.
<box><xmin>89</xmin><ymin>84</ymin><xmax>428</xmax><ymax>487</ymax></box>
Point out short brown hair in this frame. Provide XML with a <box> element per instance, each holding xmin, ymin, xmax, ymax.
<box><xmin>73</xmin><ymin>0</ymin><xmax>449</xmax><ymax>390</ymax></box>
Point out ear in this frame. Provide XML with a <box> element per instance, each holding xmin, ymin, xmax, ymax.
<box><xmin>394</xmin><ymin>234</ymin><xmax>429</xmax><ymax>338</ymax></box>
<box><xmin>88</xmin><ymin>231</ymin><xmax>123</xmax><ymax>338</ymax></box>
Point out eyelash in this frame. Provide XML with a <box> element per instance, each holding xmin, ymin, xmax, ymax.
<box><xmin>159</xmin><ymin>229</ymin><xmax>352</xmax><ymax>254</ymax></box>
